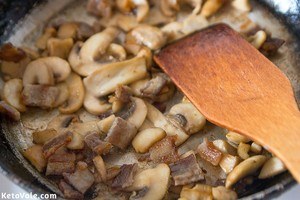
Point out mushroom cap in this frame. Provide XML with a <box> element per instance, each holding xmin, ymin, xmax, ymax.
<box><xmin>3</xmin><ymin>78</ymin><xmax>26</xmax><ymax>112</ymax></box>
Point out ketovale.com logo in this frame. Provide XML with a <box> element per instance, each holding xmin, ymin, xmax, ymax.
<box><xmin>1</xmin><ymin>192</ymin><xmax>57</xmax><ymax>199</ymax></box>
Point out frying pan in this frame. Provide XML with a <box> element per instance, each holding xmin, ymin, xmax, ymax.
<box><xmin>0</xmin><ymin>0</ymin><xmax>299</xmax><ymax>199</ymax></box>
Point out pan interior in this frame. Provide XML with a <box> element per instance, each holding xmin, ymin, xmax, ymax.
<box><xmin>2</xmin><ymin>0</ymin><xmax>299</xmax><ymax>198</ymax></box>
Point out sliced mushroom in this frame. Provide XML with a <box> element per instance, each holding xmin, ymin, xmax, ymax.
<box><xmin>23</xmin><ymin>57</ymin><xmax>71</xmax><ymax>85</ymax></box>
<box><xmin>23</xmin><ymin>145</ymin><xmax>47</xmax><ymax>172</ymax></box>
<box><xmin>3</xmin><ymin>79</ymin><xmax>26</xmax><ymax>112</ymax></box>
<box><xmin>248</xmin><ymin>30</ymin><xmax>267</xmax><ymax>49</ymax></box>
<box><xmin>146</xmin><ymin>102</ymin><xmax>189</xmax><ymax>146</ymax></box>
<box><xmin>0</xmin><ymin>101</ymin><xmax>20</xmax><ymax>121</ymax></box>
<box><xmin>107</xmin><ymin>43</ymin><xmax>127</xmax><ymax>61</ymax></box>
<box><xmin>143</xmin><ymin>6</ymin><xmax>175</xmax><ymax>26</ymax></box>
<box><xmin>212</xmin><ymin>186</ymin><xmax>237</xmax><ymax>200</ymax></box>
<box><xmin>88</xmin><ymin>0</ymin><xmax>114</xmax><ymax>18</ymax></box>
<box><xmin>129</xmin><ymin>78</ymin><xmax>150</xmax><ymax>97</ymax></box>
<box><xmin>132</xmin><ymin>0</ymin><xmax>150</xmax><ymax>22</ymax></box>
<box><xmin>231</xmin><ymin>0</ymin><xmax>251</xmax><ymax>12</ymax></box>
<box><xmin>237</xmin><ymin>142</ymin><xmax>250</xmax><ymax>160</ymax></box>
<box><xmin>138</xmin><ymin>119</ymin><xmax>155</xmax><ymax>131</ymax></box>
<box><xmin>21</xmin><ymin>47</ymin><xmax>40</xmax><ymax>60</ymax></box>
<box><xmin>219</xmin><ymin>154</ymin><xmax>240</xmax><ymax>174</ymax></box>
<box><xmin>59</xmin><ymin>73</ymin><xmax>85</xmax><ymax>114</ymax></box>
<box><xmin>116</xmin><ymin>0</ymin><xmax>132</xmax><ymax>13</ymax></box>
<box><xmin>132</xmin><ymin>127</ymin><xmax>166</xmax><ymax>153</ymax></box>
<box><xmin>57</xmin><ymin>22</ymin><xmax>94</xmax><ymax>40</ymax></box>
<box><xmin>250</xmin><ymin>142</ymin><xmax>262</xmax><ymax>154</ymax></box>
<box><xmin>137</xmin><ymin>46</ymin><xmax>152</xmax><ymax>69</ymax></box>
<box><xmin>35</xmin><ymin>27</ymin><xmax>57</xmax><ymax>50</ymax></box>
<box><xmin>169</xmin><ymin>102</ymin><xmax>206</xmax><ymax>134</ymax></box>
<box><xmin>33</xmin><ymin>129</ymin><xmax>59</xmax><ymax>145</ymax></box>
<box><xmin>116</xmin><ymin>14</ymin><xmax>139</xmax><ymax>32</ymax></box>
<box><xmin>22</xmin><ymin>84</ymin><xmax>60</xmax><ymax>108</ymax></box>
<box><xmin>53</xmin><ymin>82</ymin><xmax>69</xmax><ymax>107</ymax></box>
<box><xmin>180</xmin><ymin>184</ymin><xmax>213</xmax><ymax>200</ymax></box>
<box><xmin>213</xmin><ymin>140</ymin><xmax>237</xmax><ymax>155</ymax></box>
<box><xmin>226</xmin><ymin>131</ymin><xmax>251</xmax><ymax>144</ymax></box>
<box><xmin>47</xmin><ymin>38</ymin><xmax>74</xmax><ymax>59</ymax></box>
<box><xmin>126</xmin><ymin>97</ymin><xmax>147</xmax><ymax>129</ymax></box>
<box><xmin>181</xmin><ymin>14</ymin><xmax>208</xmax><ymax>35</ymax></box>
<box><xmin>84</xmin><ymin>56</ymin><xmax>147</xmax><ymax>97</ymax></box>
<box><xmin>129</xmin><ymin>25</ymin><xmax>166</xmax><ymax>50</ymax></box>
<box><xmin>161</xmin><ymin>21</ymin><xmax>184</xmax><ymax>42</ymax></box>
<box><xmin>67</xmin><ymin>132</ymin><xmax>84</xmax><ymax>150</ymax></box>
<box><xmin>160</xmin><ymin>0</ymin><xmax>180</xmax><ymax>17</ymax></box>
<box><xmin>83</xmin><ymin>92</ymin><xmax>111</xmax><ymax>115</ymax></box>
<box><xmin>1</xmin><ymin>57</ymin><xmax>31</xmax><ymax>80</ymax></box>
<box><xmin>258</xmin><ymin>157</ymin><xmax>286</xmax><ymax>179</ymax></box>
<box><xmin>127</xmin><ymin>164</ymin><xmax>170</xmax><ymax>200</ymax></box>
<box><xmin>93</xmin><ymin>156</ymin><xmax>107</xmax><ymax>182</ymax></box>
<box><xmin>225</xmin><ymin>155</ymin><xmax>267</xmax><ymax>188</ymax></box>
<box><xmin>200</xmin><ymin>0</ymin><xmax>225</xmax><ymax>18</ymax></box>
<box><xmin>181</xmin><ymin>0</ymin><xmax>203</xmax><ymax>15</ymax></box>
<box><xmin>98</xmin><ymin>115</ymin><xmax>116</xmax><ymax>133</ymax></box>
<box><xmin>48</xmin><ymin>114</ymin><xmax>79</xmax><ymax>131</ymax></box>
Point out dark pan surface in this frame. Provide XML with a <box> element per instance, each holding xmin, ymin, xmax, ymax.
<box><xmin>0</xmin><ymin>0</ymin><xmax>299</xmax><ymax>199</ymax></box>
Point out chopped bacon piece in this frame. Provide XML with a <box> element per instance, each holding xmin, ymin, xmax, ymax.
<box><xmin>197</xmin><ymin>138</ymin><xmax>223</xmax><ymax>166</ymax></box>
<box><xmin>260</xmin><ymin>37</ymin><xmax>285</xmax><ymax>56</ymax></box>
<box><xmin>59</xmin><ymin>180</ymin><xmax>84</xmax><ymax>199</ymax></box>
<box><xmin>112</xmin><ymin>164</ymin><xmax>138</xmax><ymax>190</ymax></box>
<box><xmin>105</xmin><ymin>117</ymin><xmax>137</xmax><ymax>150</ymax></box>
<box><xmin>46</xmin><ymin>148</ymin><xmax>76</xmax><ymax>176</ymax></box>
<box><xmin>63</xmin><ymin>161</ymin><xmax>95</xmax><ymax>194</ymax></box>
<box><xmin>169</xmin><ymin>154</ymin><xmax>204</xmax><ymax>186</ymax></box>
<box><xmin>115</xmin><ymin>85</ymin><xmax>132</xmax><ymax>103</ymax></box>
<box><xmin>149</xmin><ymin>136</ymin><xmax>179</xmax><ymax>164</ymax></box>
<box><xmin>106</xmin><ymin>166</ymin><xmax>121</xmax><ymax>181</ymax></box>
<box><xmin>84</xmin><ymin>132</ymin><xmax>113</xmax><ymax>155</ymax></box>
<box><xmin>43</xmin><ymin>131</ymin><xmax>72</xmax><ymax>158</ymax></box>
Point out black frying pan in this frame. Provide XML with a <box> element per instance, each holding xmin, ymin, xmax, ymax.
<box><xmin>0</xmin><ymin>0</ymin><xmax>299</xmax><ymax>199</ymax></box>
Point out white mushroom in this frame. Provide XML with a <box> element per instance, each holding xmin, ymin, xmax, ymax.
<box><xmin>248</xmin><ymin>30</ymin><xmax>267</xmax><ymax>49</ymax></box>
<box><xmin>98</xmin><ymin>115</ymin><xmax>116</xmax><ymax>133</ymax></box>
<box><xmin>160</xmin><ymin>0</ymin><xmax>180</xmax><ymax>17</ymax></box>
<box><xmin>116</xmin><ymin>14</ymin><xmax>139</xmax><ymax>32</ymax></box>
<box><xmin>84</xmin><ymin>56</ymin><xmax>147</xmax><ymax>97</ymax></box>
<box><xmin>226</xmin><ymin>155</ymin><xmax>267</xmax><ymax>188</ymax></box>
<box><xmin>226</xmin><ymin>131</ymin><xmax>251</xmax><ymax>144</ymax></box>
<box><xmin>143</xmin><ymin>6</ymin><xmax>175</xmax><ymax>26</ymax></box>
<box><xmin>47</xmin><ymin>38</ymin><xmax>74</xmax><ymax>59</ymax></box>
<box><xmin>0</xmin><ymin>57</ymin><xmax>30</xmax><ymax>80</ymax></box>
<box><xmin>53</xmin><ymin>82</ymin><xmax>69</xmax><ymax>107</ymax></box>
<box><xmin>212</xmin><ymin>186</ymin><xmax>238</xmax><ymax>200</ymax></box>
<box><xmin>169</xmin><ymin>102</ymin><xmax>206</xmax><ymax>134</ymax></box>
<box><xmin>200</xmin><ymin>0</ymin><xmax>225</xmax><ymax>18</ymax></box>
<box><xmin>35</xmin><ymin>27</ymin><xmax>56</xmax><ymax>50</ymax></box>
<box><xmin>126</xmin><ymin>97</ymin><xmax>148</xmax><ymax>129</ymax></box>
<box><xmin>232</xmin><ymin>0</ymin><xmax>251</xmax><ymax>12</ymax></box>
<box><xmin>59</xmin><ymin>73</ymin><xmax>85</xmax><ymax>114</ymax></box>
<box><xmin>3</xmin><ymin>79</ymin><xmax>26</xmax><ymax>112</ymax></box>
<box><xmin>127</xmin><ymin>164</ymin><xmax>170</xmax><ymax>200</ymax></box>
<box><xmin>67</xmin><ymin>132</ymin><xmax>84</xmax><ymax>150</ymax></box>
<box><xmin>258</xmin><ymin>157</ymin><xmax>286</xmax><ymax>179</ymax></box>
<box><xmin>161</xmin><ymin>21</ymin><xmax>184</xmax><ymax>42</ymax></box>
<box><xmin>180</xmin><ymin>184</ymin><xmax>213</xmax><ymax>200</ymax></box>
<box><xmin>181</xmin><ymin>0</ymin><xmax>203</xmax><ymax>14</ymax></box>
<box><xmin>250</xmin><ymin>142</ymin><xmax>262</xmax><ymax>154</ymax></box>
<box><xmin>213</xmin><ymin>140</ymin><xmax>237</xmax><ymax>155</ymax></box>
<box><xmin>107</xmin><ymin>43</ymin><xmax>127</xmax><ymax>61</ymax></box>
<box><xmin>129</xmin><ymin>78</ymin><xmax>150</xmax><ymax>97</ymax></box>
<box><xmin>23</xmin><ymin>57</ymin><xmax>71</xmax><ymax>85</ymax></box>
<box><xmin>138</xmin><ymin>119</ymin><xmax>155</xmax><ymax>131</ymax></box>
<box><xmin>83</xmin><ymin>92</ymin><xmax>111</xmax><ymax>115</ymax></box>
<box><xmin>116</xmin><ymin>0</ymin><xmax>132</xmax><ymax>13</ymax></box>
<box><xmin>237</xmin><ymin>142</ymin><xmax>250</xmax><ymax>160</ymax></box>
<box><xmin>131</xmin><ymin>0</ymin><xmax>150</xmax><ymax>22</ymax></box>
<box><xmin>129</xmin><ymin>25</ymin><xmax>166</xmax><ymax>50</ymax></box>
<box><xmin>219</xmin><ymin>154</ymin><xmax>240</xmax><ymax>174</ymax></box>
<box><xmin>145</xmin><ymin>102</ymin><xmax>189</xmax><ymax>146</ymax></box>
<box><xmin>93</xmin><ymin>156</ymin><xmax>107</xmax><ymax>182</ymax></box>
<box><xmin>132</xmin><ymin>127</ymin><xmax>166</xmax><ymax>153</ymax></box>
<box><xmin>32</xmin><ymin>129</ymin><xmax>59</xmax><ymax>145</ymax></box>
<box><xmin>181</xmin><ymin>14</ymin><xmax>208</xmax><ymax>35</ymax></box>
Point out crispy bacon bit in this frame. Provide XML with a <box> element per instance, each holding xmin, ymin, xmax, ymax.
<box><xmin>105</xmin><ymin>117</ymin><xmax>137</xmax><ymax>150</ymax></box>
<box><xmin>59</xmin><ymin>180</ymin><xmax>84</xmax><ymax>199</ymax></box>
<box><xmin>22</xmin><ymin>85</ymin><xmax>60</xmax><ymax>108</ymax></box>
<box><xmin>0</xmin><ymin>101</ymin><xmax>20</xmax><ymax>121</ymax></box>
<box><xmin>112</xmin><ymin>164</ymin><xmax>138</xmax><ymax>190</ymax></box>
<box><xmin>141</xmin><ymin>73</ymin><xmax>169</xmax><ymax>98</ymax></box>
<box><xmin>149</xmin><ymin>136</ymin><xmax>179</xmax><ymax>164</ymax></box>
<box><xmin>43</xmin><ymin>131</ymin><xmax>73</xmax><ymax>158</ymax></box>
<box><xmin>84</xmin><ymin>132</ymin><xmax>113</xmax><ymax>155</ymax></box>
<box><xmin>46</xmin><ymin>148</ymin><xmax>76</xmax><ymax>176</ymax></box>
<box><xmin>169</xmin><ymin>154</ymin><xmax>204</xmax><ymax>186</ymax></box>
<box><xmin>197</xmin><ymin>138</ymin><xmax>223</xmax><ymax>166</ymax></box>
<box><xmin>63</xmin><ymin>161</ymin><xmax>95</xmax><ymax>194</ymax></box>
<box><xmin>260</xmin><ymin>37</ymin><xmax>285</xmax><ymax>56</ymax></box>
<box><xmin>87</xmin><ymin>0</ymin><xmax>113</xmax><ymax>18</ymax></box>
<box><xmin>106</xmin><ymin>166</ymin><xmax>121</xmax><ymax>181</ymax></box>
<box><xmin>115</xmin><ymin>85</ymin><xmax>132</xmax><ymax>103</ymax></box>
<box><xmin>0</xmin><ymin>43</ymin><xmax>26</xmax><ymax>62</ymax></box>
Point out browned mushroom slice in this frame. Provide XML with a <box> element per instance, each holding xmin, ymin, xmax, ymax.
<box><xmin>140</xmin><ymin>73</ymin><xmax>169</xmax><ymax>98</ymax></box>
<box><xmin>57</xmin><ymin>22</ymin><xmax>94</xmax><ymax>40</ymax></box>
<box><xmin>84</xmin><ymin>132</ymin><xmax>113</xmax><ymax>155</ymax></box>
<box><xmin>169</xmin><ymin>154</ymin><xmax>204</xmax><ymax>186</ymax></box>
<box><xmin>112</xmin><ymin>163</ymin><xmax>138</xmax><ymax>190</ymax></box>
<box><xmin>23</xmin><ymin>144</ymin><xmax>47</xmax><ymax>172</ymax></box>
<box><xmin>47</xmin><ymin>38</ymin><xmax>74</xmax><ymax>59</ymax></box>
<box><xmin>0</xmin><ymin>43</ymin><xmax>26</xmax><ymax>62</ymax></box>
<box><xmin>59</xmin><ymin>180</ymin><xmax>84</xmax><ymax>199</ymax></box>
<box><xmin>149</xmin><ymin>136</ymin><xmax>179</xmax><ymax>164</ymax></box>
<box><xmin>197</xmin><ymin>138</ymin><xmax>223</xmax><ymax>166</ymax></box>
<box><xmin>22</xmin><ymin>84</ymin><xmax>60</xmax><ymax>108</ymax></box>
<box><xmin>46</xmin><ymin>148</ymin><xmax>76</xmax><ymax>176</ymax></box>
<box><xmin>43</xmin><ymin>131</ymin><xmax>73</xmax><ymax>158</ymax></box>
<box><xmin>0</xmin><ymin>101</ymin><xmax>20</xmax><ymax>121</ymax></box>
<box><xmin>259</xmin><ymin>37</ymin><xmax>285</xmax><ymax>56</ymax></box>
<box><xmin>33</xmin><ymin>129</ymin><xmax>59</xmax><ymax>145</ymax></box>
<box><xmin>48</xmin><ymin>114</ymin><xmax>79</xmax><ymax>131</ymax></box>
<box><xmin>63</xmin><ymin>161</ymin><xmax>95</xmax><ymax>194</ymax></box>
<box><xmin>87</xmin><ymin>0</ymin><xmax>113</xmax><ymax>18</ymax></box>
<box><xmin>106</xmin><ymin>166</ymin><xmax>121</xmax><ymax>181</ymax></box>
<box><xmin>105</xmin><ymin>117</ymin><xmax>137</xmax><ymax>150</ymax></box>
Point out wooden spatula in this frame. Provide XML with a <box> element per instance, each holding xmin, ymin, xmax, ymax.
<box><xmin>154</xmin><ymin>23</ymin><xmax>300</xmax><ymax>182</ymax></box>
